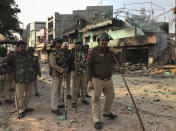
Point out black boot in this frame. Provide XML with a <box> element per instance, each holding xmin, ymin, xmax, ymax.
<box><xmin>103</xmin><ymin>113</ymin><xmax>117</xmax><ymax>119</ymax></box>
<box><xmin>94</xmin><ymin>122</ymin><xmax>102</xmax><ymax>130</ymax></box>
<box><xmin>52</xmin><ymin>109</ymin><xmax>63</xmax><ymax>116</ymax></box>
<box><xmin>18</xmin><ymin>112</ymin><xmax>25</xmax><ymax>119</ymax></box>
<box><xmin>58</xmin><ymin>104</ymin><xmax>64</xmax><ymax>109</ymax></box>
<box><xmin>82</xmin><ymin>99</ymin><xmax>89</xmax><ymax>105</ymax></box>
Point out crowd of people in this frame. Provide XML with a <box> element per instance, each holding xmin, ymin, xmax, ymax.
<box><xmin>0</xmin><ymin>32</ymin><xmax>121</xmax><ymax>130</ymax></box>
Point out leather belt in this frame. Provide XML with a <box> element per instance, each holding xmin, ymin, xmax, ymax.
<box><xmin>93</xmin><ymin>75</ymin><xmax>110</xmax><ymax>81</ymax></box>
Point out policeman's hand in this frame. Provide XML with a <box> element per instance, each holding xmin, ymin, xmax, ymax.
<box><xmin>109</xmin><ymin>47</ymin><xmax>116</xmax><ymax>53</ymax></box>
<box><xmin>109</xmin><ymin>47</ymin><xmax>122</xmax><ymax>54</ymax></box>
<box><xmin>88</xmin><ymin>81</ymin><xmax>94</xmax><ymax>90</ymax></box>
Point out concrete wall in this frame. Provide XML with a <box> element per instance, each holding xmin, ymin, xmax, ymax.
<box><xmin>46</xmin><ymin>12</ymin><xmax>74</xmax><ymax>44</ymax></box>
<box><xmin>73</xmin><ymin>6</ymin><xmax>113</xmax><ymax>23</ymax></box>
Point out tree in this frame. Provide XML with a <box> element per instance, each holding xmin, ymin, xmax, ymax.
<box><xmin>0</xmin><ymin>0</ymin><xmax>22</xmax><ymax>39</ymax></box>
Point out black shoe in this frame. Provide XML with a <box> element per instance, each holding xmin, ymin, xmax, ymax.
<box><xmin>5</xmin><ymin>99</ymin><xmax>14</xmax><ymax>104</ymax></box>
<box><xmin>24</xmin><ymin>108</ymin><xmax>34</xmax><ymax>113</ymax></box>
<box><xmin>72</xmin><ymin>103</ymin><xmax>76</xmax><ymax>108</ymax></box>
<box><xmin>18</xmin><ymin>112</ymin><xmax>25</xmax><ymax>119</ymax></box>
<box><xmin>52</xmin><ymin>109</ymin><xmax>63</xmax><ymax>116</ymax></box>
<box><xmin>82</xmin><ymin>99</ymin><xmax>89</xmax><ymax>105</ymax></box>
<box><xmin>103</xmin><ymin>113</ymin><xmax>117</xmax><ymax>119</ymax></box>
<box><xmin>94</xmin><ymin>122</ymin><xmax>102</xmax><ymax>130</ymax></box>
<box><xmin>86</xmin><ymin>94</ymin><xmax>91</xmax><ymax>98</ymax></box>
<box><xmin>67</xmin><ymin>95</ymin><xmax>72</xmax><ymax>99</ymax></box>
<box><xmin>58</xmin><ymin>104</ymin><xmax>64</xmax><ymax>109</ymax></box>
<box><xmin>35</xmin><ymin>93</ymin><xmax>40</xmax><ymax>96</ymax></box>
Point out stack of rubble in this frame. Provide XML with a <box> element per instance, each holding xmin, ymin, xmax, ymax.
<box><xmin>150</xmin><ymin>65</ymin><xmax>176</xmax><ymax>78</ymax></box>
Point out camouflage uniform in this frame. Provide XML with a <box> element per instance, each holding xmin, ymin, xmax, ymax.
<box><xmin>0</xmin><ymin>57</ymin><xmax>11</xmax><ymax>104</ymax></box>
<box><xmin>32</xmin><ymin>55</ymin><xmax>41</xmax><ymax>95</ymax></box>
<box><xmin>49</xmin><ymin>47</ymin><xmax>68</xmax><ymax>110</ymax></box>
<box><xmin>28</xmin><ymin>47</ymin><xmax>41</xmax><ymax>95</ymax></box>
<box><xmin>70</xmin><ymin>39</ymin><xmax>89</xmax><ymax>105</ymax></box>
<box><xmin>5</xmin><ymin>50</ymin><xmax>35</xmax><ymax>114</ymax></box>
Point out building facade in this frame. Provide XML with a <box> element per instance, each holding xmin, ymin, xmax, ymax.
<box><xmin>29</xmin><ymin>22</ymin><xmax>46</xmax><ymax>47</ymax></box>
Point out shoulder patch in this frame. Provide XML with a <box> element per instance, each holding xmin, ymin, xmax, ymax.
<box><xmin>88</xmin><ymin>54</ymin><xmax>92</xmax><ymax>59</ymax></box>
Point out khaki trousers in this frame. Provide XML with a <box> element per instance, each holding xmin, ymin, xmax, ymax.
<box><xmin>72</xmin><ymin>74</ymin><xmax>86</xmax><ymax>103</ymax></box>
<box><xmin>15</xmin><ymin>83</ymin><xmax>32</xmax><ymax>113</ymax></box>
<box><xmin>51</xmin><ymin>76</ymin><xmax>63</xmax><ymax>110</ymax></box>
<box><xmin>91</xmin><ymin>77</ymin><xmax>115</xmax><ymax>123</ymax></box>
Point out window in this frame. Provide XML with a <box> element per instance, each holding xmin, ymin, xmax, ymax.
<box><xmin>93</xmin><ymin>36</ymin><xmax>97</xmax><ymax>42</ymax></box>
<box><xmin>85</xmin><ymin>36</ymin><xmax>90</xmax><ymax>42</ymax></box>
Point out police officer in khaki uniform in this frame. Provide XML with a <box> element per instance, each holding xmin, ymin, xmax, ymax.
<box><xmin>88</xmin><ymin>32</ymin><xmax>121</xmax><ymax>130</ymax></box>
<box><xmin>70</xmin><ymin>38</ymin><xmax>89</xmax><ymax>108</ymax></box>
<box><xmin>5</xmin><ymin>41</ymin><xmax>35</xmax><ymax>119</ymax></box>
<box><xmin>28</xmin><ymin>47</ymin><xmax>41</xmax><ymax>96</ymax></box>
<box><xmin>49</xmin><ymin>37</ymin><xmax>68</xmax><ymax>116</ymax></box>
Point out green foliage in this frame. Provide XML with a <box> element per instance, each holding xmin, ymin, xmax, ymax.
<box><xmin>0</xmin><ymin>0</ymin><xmax>22</xmax><ymax>39</ymax></box>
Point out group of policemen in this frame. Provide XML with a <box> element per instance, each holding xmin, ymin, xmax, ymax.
<box><xmin>0</xmin><ymin>32</ymin><xmax>121</xmax><ymax>130</ymax></box>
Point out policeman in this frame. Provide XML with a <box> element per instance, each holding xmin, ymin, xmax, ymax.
<box><xmin>70</xmin><ymin>38</ymin><xmax>89</xmax><ymax>108</ymax></box>
<box><xmin>87</xmin><ymin>32</ymin><xmax>121</xmax><ymax>130</ymax></box>
<box><xmin>5</xmin><ymin>41</ymin><xmax>35</xmax><ymax>119</ymax></box>
<box><xmin>49</xmin><ymin>37</ymin><xmax>68</xmax><ymax>116</ymax></box>
<box><xmin>28</xmin><ymin>47</ymin><xmax>41</xmax><ymax>96</ymax></box>
<box><xmin>0</xmin><ymin>47</ymin><xmax>12</xmax><ymax>105</ymax></box>
<box><xmin>83</xmin><ymin>42</ymin><xmax>91</xmax><ymax>98</ymax></box>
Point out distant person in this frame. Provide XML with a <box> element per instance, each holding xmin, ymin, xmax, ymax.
<box><xmin>28</xmin><ymin>47</ymin><xmax>41</xmax><ymax>96</ymax></box>
<box><xmin>0</xmin><ymin>47</ymin><xmax>13</xmax><ymax>105</ymax></box>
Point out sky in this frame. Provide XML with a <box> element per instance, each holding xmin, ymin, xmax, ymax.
<box><xmin>15</xmin><ymin>0</ymin><xmax>175</xmax><ymax>28</ymax></box>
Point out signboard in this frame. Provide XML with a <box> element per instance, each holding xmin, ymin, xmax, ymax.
<box><xmin>40</xmin><ymin>27</ymin><xmax>46</xmax><ymax>46</ymax></box>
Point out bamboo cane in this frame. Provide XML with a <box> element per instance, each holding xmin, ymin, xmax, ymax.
<box><xmin>74</xmin><ymin>48</ymin><xmax>78</xmax><ymax>113</ymax></box>
<box><xmin>113</xmin><ymin>54</ymin><xmax>145</xmax><ymax>131</ymax></box>
<box><xmin>63</xmin><ymin>72</ymin><xmax>68</xmax><ymax>119</ymax></box>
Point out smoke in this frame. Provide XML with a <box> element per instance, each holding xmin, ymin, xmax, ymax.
<box><xmin>156</xmin><ymin>27</ymin><xmax>168</xmax><ymax>58</ymax></box>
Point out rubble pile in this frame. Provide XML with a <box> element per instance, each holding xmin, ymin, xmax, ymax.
<box><xmin>124</xmin><ymin>63</ymin><xmax>150</xmax><ymax>76</ymax></box>
<box><xmin>118</xmin><ymin>63</ymin><xmax>176</xmax><ymax>78</ymax></box>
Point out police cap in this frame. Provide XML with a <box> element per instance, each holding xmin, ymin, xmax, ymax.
<box><xmin>97</xmin><ymin>32</ymin><xmax>113</xmax><ymax>42</ymax></box>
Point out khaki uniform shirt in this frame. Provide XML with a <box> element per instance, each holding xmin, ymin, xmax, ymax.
<box><xmin>87</xmin><ymin>46</ymin><xmax>120</xmax><ymax>81</ymax></box>
<box><xmin>49</xmin><ymin>48</ymin><xmax>64</xmax><ymax>77</ymax></box>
